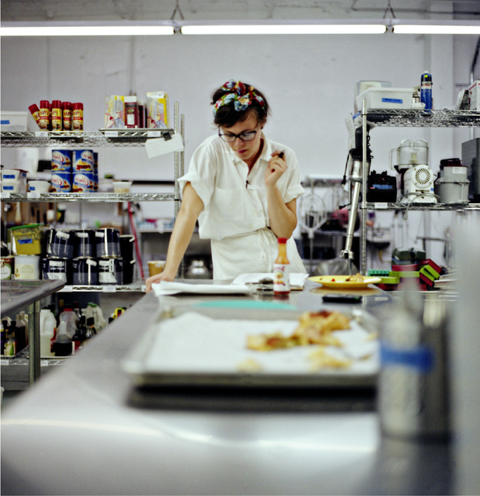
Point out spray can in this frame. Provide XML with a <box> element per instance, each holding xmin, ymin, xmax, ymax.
<box><xmin>420</xmin><ymin>72</ymin><xmax>433</xmax><ymax>112</ymax></box>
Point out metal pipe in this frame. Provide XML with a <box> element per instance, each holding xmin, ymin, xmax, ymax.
<box><xmin>174</xmin><ymin>101</ymin><xmax>180</xmax><ymax>218</ymax></box>
<box><xmin>27</xmin><ymin>300</ymin><xmax>41</xmax><ymax>384</ymax></box>
<box><xmin>361</xmin><ymin>99</ymin><xmax>368</xmax><ymax>275</ymax></box>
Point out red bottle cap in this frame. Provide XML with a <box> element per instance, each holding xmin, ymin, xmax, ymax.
<box><xmin>40</xmin><ymin>100</ymin><xmax>49</xmax><ymax>108</ymax></box>
<box><xmin>73</xmin><ymin>102</ymin><xmax>84</xmax><ymax>110</ymax></box>
<box><xmin>63</xmin><ymin>101</ymin><xmax>72</xmax><ymax>110</ymax></box>
<box><xmin>52</xmin><ymin>100</ymin><xmax>62</xmax><ymax>108</ymax></box>
<box><xmin>278</xmin><ymin>238</ymin><xmax>288</xmax><ymax>243</ymax></box>
<box><xmin>28</xmin><ymin>104</ymin><xmax>39</xmax><ymax>113</ymax></box>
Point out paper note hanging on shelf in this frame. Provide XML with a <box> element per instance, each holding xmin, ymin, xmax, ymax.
<box><xmin>145</xmin><ymin>132</ymin><xmax>184</xmax><ymax>158</ymax></box>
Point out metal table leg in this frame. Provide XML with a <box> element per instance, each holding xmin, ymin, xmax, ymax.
<box><xmin>27</xmin><ymin>300</ymin><xmax>41</xmax><ymax>384</ymax></box>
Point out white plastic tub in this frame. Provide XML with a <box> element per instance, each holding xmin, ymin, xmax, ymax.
<box><xmin>356</xmin><ymin>87</ymin><xmax>414</xmax><ymax>110</ymax></box>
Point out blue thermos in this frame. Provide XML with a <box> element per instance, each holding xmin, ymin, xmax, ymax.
<box><xmin>420</xmin><ymin>72</ymin><xmax>433</xmax><ymax>111</ymax></box>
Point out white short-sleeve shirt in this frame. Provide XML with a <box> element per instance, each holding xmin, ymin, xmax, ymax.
<box><xmin>177</xmin><ymin>134</ymin><xmax>306</xmax><ymax>279</ymax></box>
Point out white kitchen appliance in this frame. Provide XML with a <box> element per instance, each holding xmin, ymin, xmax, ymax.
<box><xmin>401</xmin><ymin>164</ymin><xmax>437</xmax><ymax>204</ymax></box>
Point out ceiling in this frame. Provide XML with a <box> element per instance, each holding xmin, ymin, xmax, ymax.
<box><xmin>1</xmin><ymin>0</ymin><xmax>479</xmax><ymax>22</ymax></box>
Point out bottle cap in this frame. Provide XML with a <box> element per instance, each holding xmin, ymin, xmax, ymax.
<box><xmin>63</xmin><ymin>101</ymin><xmax>72</xmax><ymax>109</ymax></box>
<box><xmin>28</xmin><ymin>104</ymin><xmax>39</xmax><ymax>113</ymax></box>
<box><xmin>40</xmin><ymin>100</ymin><xmax>49</xmax><ymax>108</ymax></box>
<box><xmin>52</xmin><ymin>100</ymin><xmax>62</xmax><ymax>108</ymax></box>
<box><xmin>278</xmin><ymin>237</ymin><xmax>288</xmax><ymax>243</ymax></box>
<box><xmin>73</xmin><ymin>102</ymin><xmax>84</xmax><ymax>110</ymax></box>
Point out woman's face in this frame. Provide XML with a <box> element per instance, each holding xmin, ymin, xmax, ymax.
<box><xmin>220</xmin><ymin>113</ymin><xmax>264</xmax><ymax>163</ymax></box>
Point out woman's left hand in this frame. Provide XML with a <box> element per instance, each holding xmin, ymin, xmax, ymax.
<box><xmin>265</xmin><ymin>150</ymin><xmax>287</xmax><ymax>188</ymax></box>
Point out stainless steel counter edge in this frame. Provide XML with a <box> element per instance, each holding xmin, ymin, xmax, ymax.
<box><xmin>1</xmin><ymin>286</ymin><xmax>453</xmax><ymax>496</ymax></box>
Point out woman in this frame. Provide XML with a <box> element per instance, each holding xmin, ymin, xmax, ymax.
<box><xmin>146</xmin><ymin>80</ymin><xmax>305</xmax><ymax>292</ymax></box>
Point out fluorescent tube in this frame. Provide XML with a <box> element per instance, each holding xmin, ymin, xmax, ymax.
<box><xmin>1</xmin><ymin>25</ymin><xmax>174</xmax><ymax>36</ymax></box>
<box><xmin>394</xmin><ymin>24</ymin><xmax>480</xmax><ymax>35</ymax></box>
<box><xmin>181</xmin><ymin>24</ymin><xmax>387</xmax><ymax>35</ymax></box>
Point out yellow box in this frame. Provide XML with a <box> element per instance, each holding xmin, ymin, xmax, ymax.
<box><xmin>146</xmin><ymin>92</ymin><xmax>169</xmax><ymax>129</ymax></box>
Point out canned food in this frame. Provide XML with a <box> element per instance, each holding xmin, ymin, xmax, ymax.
<box><xmin>98</xmin><ymin>257</ymin><xmax>123</xmax><ymax>285</ymax></box>
<box><xmin>73</xmin><ymin>230</ymin><xmax>95</xmax><ymax>258</ymax></box>
<box><xmin>42</xmin><ymin>257</ymin><xmax>67</xmax><ymax>282</ymax></box>
<box><xmin>71</xmin><ymin>258</ymin><xmax>98</xmax><ymax>285</ymax></box>
<box><xmin>51</xmin><ymin>172</ymin><xmax>72</xmax><ymax>192</ymax></box>
<box><xmin>95</xmin><ymin>228</ymin><xmax>121</xmax><ymax>257</ymax></box>
<box><xmin>73</xmin><ymin>149</ymin><xmax>94</xmax><ymax>172</ymax></box>
<box><xmin>45</xmin><ymin>229</ymin><xmax>74</xmax><ymax>259</ymax></box>
<box><xmin>14</xmin><ymin>255</ymin><xmax>40</xmax><ymax>280</ymax></box>
<box><xmin>51</xmin><ymin>150</ymin><xmax>72</xmax><ymax>172</ymax></box>
<box><xmin>72</xmin><ymin>172</ymin><xmax>95</xmax><ymax>192</ymax></box>
<box><xmin>0</xmin><ymin>257</ymin><xmax>14</xmax><ymax>280</ymax></box>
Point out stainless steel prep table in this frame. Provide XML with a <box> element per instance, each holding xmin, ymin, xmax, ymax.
<box><xmin>1</xmin><ymin>282</ymin><xmax>453</xmax><ymax>495</ymax></box>
<box><xmin>1</xmin><ymin>279</ymin><xmax>65</xmax><ymax>384</ymax></box>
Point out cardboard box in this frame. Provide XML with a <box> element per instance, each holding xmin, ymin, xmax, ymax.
<box><xmin>469</xmin><ymin>80</ymin><xmax>480</xmax><ymax>110</ymax></box>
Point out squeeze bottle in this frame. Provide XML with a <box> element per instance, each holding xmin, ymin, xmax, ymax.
<box><xmin>273</xmin><ymin>237</ymin><xmax>290</xmax><ymax>297</ymax></box>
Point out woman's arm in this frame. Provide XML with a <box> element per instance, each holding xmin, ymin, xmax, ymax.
<box><xmin>145</xmin><ymin>183</ymin><xmax>204</xmax><ymax>292</ymax></box>
<box><xmin>265</xmin><ymin>151</ymin><xmax>298</xmax><ymax>238</ymax></box>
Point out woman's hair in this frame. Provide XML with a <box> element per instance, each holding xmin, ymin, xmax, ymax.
<box><xmin>211</xmin><ymin>80</ymin><xmax>270</xmax><ymax>128</ymax></box>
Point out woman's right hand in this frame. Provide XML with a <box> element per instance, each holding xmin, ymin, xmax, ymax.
<box><xmin>145</xmin><ymin>271</ymin><xmax>175</xmax><ymax>293</ymax></box>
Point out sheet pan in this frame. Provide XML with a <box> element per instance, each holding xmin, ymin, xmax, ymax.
<box><xmin>123</xmin><ymin>307</ymin><xmax>379</xmax><ymax>388</ymax></box>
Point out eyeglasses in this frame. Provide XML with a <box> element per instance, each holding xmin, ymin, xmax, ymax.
<box><xmin>218</xmin><ymin>129</ymin><xmax>258</xmax><ymax>143</ymax></box>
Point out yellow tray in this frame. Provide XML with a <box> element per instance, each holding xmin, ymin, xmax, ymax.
<box><xmin>309</xmin><ymin>275</ymin><xmax>382</xmax><ymax>289</ymax></box>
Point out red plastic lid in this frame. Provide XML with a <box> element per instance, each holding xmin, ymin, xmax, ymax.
<box><xmin>63</xmin><ymin>101</ymin><xmax>72</xmax><ymax>109</ymax></box>
<box><xmin>73</xmin><ymin>102</ymin><xmax>84</xmax><ymax>110</ymax></box>
<box><xmin>40</xmin><ymin>100</ymin><xmax>49</xmax><ymax>108</ymax></box>
<box><xmin>52</xmin><ymin>100</ymin><xmax>62</xmax><ymax>108</ymax></box>
<box><xmin>278</xmin><ymin>237</ymin><xmax>288</xmax><ymax>243</ymax></box>
<box><xmin>28</xmin><ymin>104</ymin><xmax>39</xmax><ymax>112</ymax></box>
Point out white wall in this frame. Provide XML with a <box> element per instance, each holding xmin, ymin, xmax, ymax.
<box><xmin>2</xmin><ymin>32</ymin><xmax>479</xmax><ymax>265</ymax></box>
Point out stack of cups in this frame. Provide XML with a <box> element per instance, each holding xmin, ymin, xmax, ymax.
<box><xmin>95</xmin><ymin>228</ymin><xmax>123</xmax><ymax>285</ymax></box>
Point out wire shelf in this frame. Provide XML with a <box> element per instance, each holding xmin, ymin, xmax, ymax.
<box><xmin>0</xmin><ymin>192</ymin><xmax>175</xmax><ymax>203</ymax></box>
<box><xmin>0</xmin><ymin>129</ymin><xmax>175</xmax><ymax>147</ymax></box>
<box><xmin>364</xmin><ymin>202</ymin><xmax>480</xmax><ymax>211</ymax></box>
<box><xmin>355</xmin><ymin>109</ymin><xmax>480</xmax><ymax>127</ymax></box>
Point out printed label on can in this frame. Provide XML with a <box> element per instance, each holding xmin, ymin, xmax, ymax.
<box><xmin>98</xmin><ymin>258</ymin><xmax>123</xmax><ymax>284</ymax></box>
<box><xmin>51</xmin><ymin>172</ymin><xmax>72</xmax><ymax>192</ymax></box>
<box><xmin>42</xmin><ymin>258</ymin><xmax>67</xmax><ymax>282</ymax></box>
<box><xmin>73</xmin><ymin>150</ymin><xmax>94</xmax><ymax>172</ymax></box>
<box><xmin>72</xmin><ymin>172</ymin><xmax>95</xmax><ymax>192</ymax></box>
<box><xmin>0</xmin><ymin>258</ymin><xmax>14</xmax><ymax>280</ymax></box>
<box><xmin>52</xmin><ymin>150</ymin><xmax>72</xmax><ymax>171</ymax></box>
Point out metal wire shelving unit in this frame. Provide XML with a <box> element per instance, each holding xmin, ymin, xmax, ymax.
<box><xmin>355</xmin><ymin>106</ymin><xmax>480</xmax><ymax>275</ymax></box>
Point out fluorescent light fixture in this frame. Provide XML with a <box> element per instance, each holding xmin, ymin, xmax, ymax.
<box><xmin>393</xmin><ymin>21</ymin><xmax>480</xmax><ymax>35</ymax></box>
<box><xmin>181</xmin><ymin>23</ymin><xmax>386</xmax><ymax>35</ymax></box>
<box><xmin>1</xmin><ymin>23</ymin><xmax>174</xmax><ymax>36</ymax></box>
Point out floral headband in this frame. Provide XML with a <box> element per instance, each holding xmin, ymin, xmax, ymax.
<box><xmin>213</xmin><ymin>80</ymin><xmax>266</xmax><ymax>115</ymax></box>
